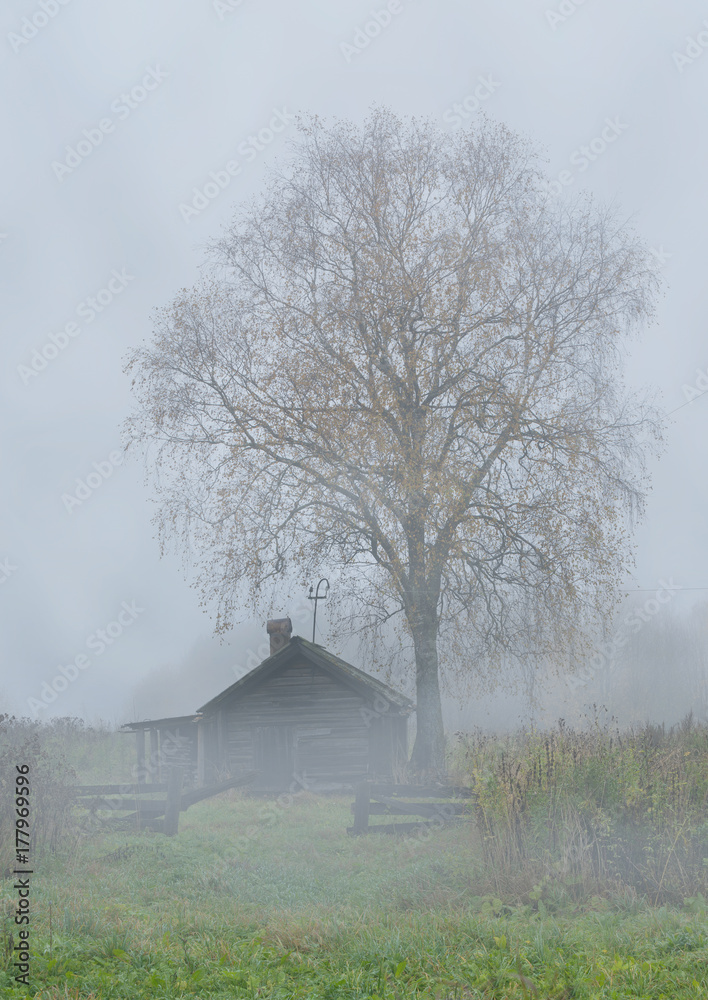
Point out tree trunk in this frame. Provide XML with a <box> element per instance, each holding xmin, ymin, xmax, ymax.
<box><xmin>408</xmin><ymin>620</ymin><xmax>446</xmax><ymax>777</ymax></box>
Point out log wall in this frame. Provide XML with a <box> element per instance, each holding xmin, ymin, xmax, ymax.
<box><xmin>201</xmin><ymin>657</ymin><xmax>405</xmax><ymax>789</ymax></box>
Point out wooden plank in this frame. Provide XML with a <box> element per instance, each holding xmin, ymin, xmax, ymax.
<box><xmin>150</xmin><ymin>729</ymin><xmax>159</xmax><ymax>780</ymax></box>
<box><xmin>369</xmin><ymin>784</ymin><xmax>474</xmax><ymax>798</ymax></box>
<box><xmin>180</xmin><ymin>770</ymin><xmax>260</xmax><ymax>810</ymax></box>
<box><xmin>254</xmin><ymin>726</ymin><xmax>294</xmax><ymax>790</ymax></box>
<box><xmin>135</xmin><ymin>730</ymin><xmax>146</xmax><ymax>785</ymax></box>
<box><xmin>351</xmin><ymin>782</ymin><xmax>371</xmax><ymax>834</ymax></box>
<box><xmin>216</xmin><ymin>711</ymin><xmax>225</xmax><ymax>764</ymax></box>
<box><xmin>93</xmin><ymin>802</ymin><xmax>167</xmax><ymax>819</ymax></box>
<box><xmin>158</xmin><ymin>730</ymin><xmax>195</xmax><ymax>786</ymax></box>
<box><xmin>75</xmin><ymin>797</ymin><xmax>166</xmax><ymax>814</ymax></box>
<box><xmin>351</xmin><ymin>800</ymin><xmax>469</xmax><ymax>818</ymax></box>
<box><xmin>75</xmin><ymin>783</ymin><xmax>168</xmax><ymax>795</ymax></box>
<box><xmin>197</xmin><ymin>721</ymin><xmax>205</xmax><ymax>787</ymax></box>
<box><xmin>163</xmin><ymin>767</ymin><xmax>184</xmax><ymax>836</ymax></box>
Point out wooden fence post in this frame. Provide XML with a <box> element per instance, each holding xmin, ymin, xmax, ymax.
<box><xmin>163</xmin><ymin>767</ymin><xmax>184</xmax><ymax>836</ymax></box>
<box><xmin>135</xmin><ymin>730</ymin><xmax>146</xmax><ymax>785</ymax></box>
<box><xmin>149</xmin><ymin>729</ymin><xmax>159</xmax><ymax>781</ymax></box>
<box><xmin>352</xmin><ymin>782</ymin><xmax>371</xmax><ymax>835</ymax></box>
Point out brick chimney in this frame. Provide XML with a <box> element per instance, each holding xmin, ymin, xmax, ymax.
<box><xmin>267</xmin><ymin>617</ymin><xmax>292</xmax><ymax>656</ymax></box>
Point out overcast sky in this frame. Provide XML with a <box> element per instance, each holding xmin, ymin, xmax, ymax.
<box><xmin>1</xmin><ymin>0</ymin><xmax>707</xmax><ymax>726</ymax></box>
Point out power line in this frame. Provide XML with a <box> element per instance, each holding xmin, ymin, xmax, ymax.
<box><xmin>666</xmin><ymin>388</ymin><xmax>708</xmax><ymax>416</ymax></box>
<box><xmin>624</xmin><ymin>587</ymin><xmax>708</xmax><ymax>592</ymax></box>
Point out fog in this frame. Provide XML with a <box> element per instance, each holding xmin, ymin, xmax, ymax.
<box><xmin>1</xmin><ymin>0</ymin><xmax>707</xmax><ymax>728</ymax></box>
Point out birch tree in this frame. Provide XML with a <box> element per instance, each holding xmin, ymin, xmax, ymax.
<box><xmin>126</xmin><ymin>110</ymin><xmax>662</xmax><ymax>772</ymax></box>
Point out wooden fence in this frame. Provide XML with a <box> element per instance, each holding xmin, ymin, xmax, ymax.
<box><xmin>348</xmin><ymin>781</ymin><xmax>475</xmax><ymax>836</ymax></box>
<box><xmin>74</xmin><ymin>769</ymin><xmax>260</xmax><ymax>836</ymax></box>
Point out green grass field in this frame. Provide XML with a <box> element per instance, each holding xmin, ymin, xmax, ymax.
<box><xmin>2</xmin><ymin>790</ymin><xmax>708</xmax><ymax>999</ymax></box>
<box><xmin>2</xmin><ymin>716</ymin><xmax>708</xmax><ymax>998</ymax></box>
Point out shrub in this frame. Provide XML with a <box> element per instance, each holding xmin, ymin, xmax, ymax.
<box><xmin>451</xmin><ymin>715</ymin><xmax>708</xmax><ymax>903</ymax></box>
<box><xmin>0</xmin><ymin>715</ymin><xmax>80</xmax><ymax>876</ymax></box>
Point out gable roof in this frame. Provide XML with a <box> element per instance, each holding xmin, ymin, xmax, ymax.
<box><xmin>197</xmin><ymin>635</ymin><xmax>414</xmax><ymax>714</ymax></box>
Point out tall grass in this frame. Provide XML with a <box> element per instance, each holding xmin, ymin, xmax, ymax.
<box><xmin>0</xmin><ymin>716</ymin><xmax>137</xmax><ymax>875</ymax></box>
<box><xmin>450</xmin><ymin>714</ymin><xmax>708</xmax><ymax>904</ymax></box>
<box><xmin>0</xmin><ymin>716</ymin><xmax>81</xmax><ymax>875</ymax></box>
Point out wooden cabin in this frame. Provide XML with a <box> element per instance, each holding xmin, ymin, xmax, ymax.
<box><xmin>124</xmin><ymin>618</ymin><xmax>413</xmax><ymax>792</ymax></box>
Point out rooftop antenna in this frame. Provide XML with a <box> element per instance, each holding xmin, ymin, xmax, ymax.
<box><xmin>307</xmin><ymin>578</ymin><xmax>330</xmax><ymax>643</ymax></box>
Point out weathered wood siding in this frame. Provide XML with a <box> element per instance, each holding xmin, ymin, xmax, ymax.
<box><xmin>201</xmin><ymin>656</ymin><xmax>403</xmax><ymax>789</ymax></box>
<box><xmin>369</xmin><ymin>714</ymin><xmax>407</xmax><ymax>777</ymax></box>
<box><xmin>157</xmin><ymin>725</ymin><xmax>198</xmax><ymax>786</ymax></box>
